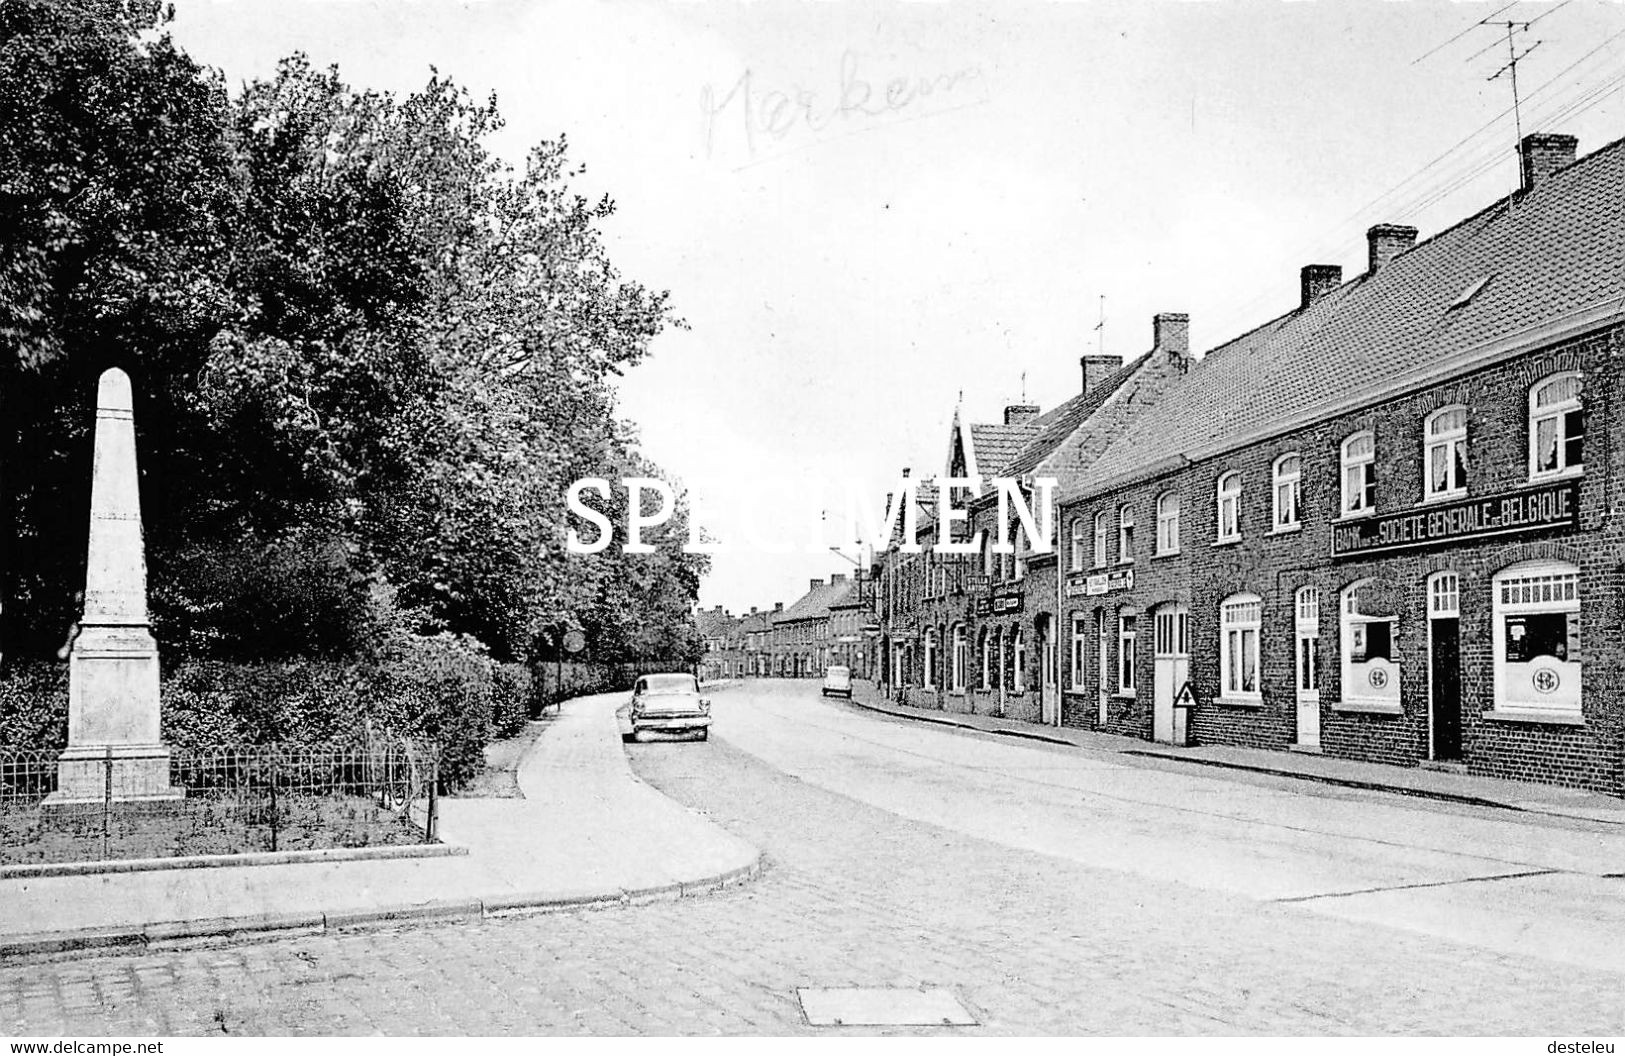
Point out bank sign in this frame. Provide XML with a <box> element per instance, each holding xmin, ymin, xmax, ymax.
<box><xmin>1332</xmin><ymin>479</ymin><xmax>1579</xmax><ymax>560</ymax></box>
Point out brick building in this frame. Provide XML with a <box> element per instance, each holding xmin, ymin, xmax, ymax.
<box><xmin>771</xmin><ymin>575</ymin><xmax>858</xmax><ymax>678</ymax></box>
<box><xmin>1053</xmin><ymin>132</ymin><xmax>1625</xmax><ymax>793</ymax></box>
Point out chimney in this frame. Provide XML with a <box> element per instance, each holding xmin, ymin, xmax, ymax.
<box><xmin>1003</xmin><ymin>404</ymin><xmax>1040</xmax><ymax>425</ymax></box>
<box><xmin>830</xmin><ymin>573</ymin><xmax>846</xmax><ymax>584</ymax></box>
<box><xmin>1080</xmin><ymin>354</ymin><xmax>1120</xmax><ymax>395</ymax></box>
<box><xmin>1300</xmin><ymin>264</ymin><xmax>1342</xmax><ymax>309</ymax></box>
<box><xmin>809</xmin><ymin>578</ymin><xmax>823</xmax><ymax>590</ymax></box>
<box><xmin>774</xmin><ymin>602</ymin><xmax>783</xmax><ymax>612</ymax></box>
<box><xmin>1152</xmin><ymin>313</ymin><xmax>1189</xmax><ymax>362</ymax></box>
<box><xmin>750</xmin><ymin>606</ymin><xmax>757</xmax><ymax>615</ymax></box>
<box><xmin>1366</xmin><ymin>224</ymin><xmax>1417</xmax><ymax>275</ymax></box>
<box><xmin>1520</xmin><ymin>132</ymin><xmax>1578</xmax><ymax>191</ymax></box>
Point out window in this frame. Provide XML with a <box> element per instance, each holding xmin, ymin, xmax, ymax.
<box><xmin>1070</xmin><ymin>517</ymin><xmax>1087</xmax><ymax>572</ymax></box>
<box><xmin>1011</xmin><ymin>628</ymin><xmax>1026</xmax><ymax>693</ymax></box>
<box><xmin>1070</xmin><ymin>613</ymin><xmax>1087</xmax><ymax>690</ymax></box>
<box><xmin>1429</xmin><ymin>572</ymin><xmax>1459</xmax><ymax>618</ymax></box>
<box><xmin>1273</xmin><ymin>454</ymin><xmax>1301</xmax><ymax>530</ymax></box>
<box><xmin>1117</xmin><ymin>505</ymin><xmax>1135</xmax><ymax>564</ymax></box>
<box><xmin>1341</xmin><ymin>432</ymin><xmax>1376</xmax><ymax>516</ymax></box>
<box><xmin>1220</xmin><ymin>594</ymin><xmax>1262</xmax><ymax>699</ymax></box>
<box><xmin>1492</xmin><ymin>560</ymin><xmax>1581</xmax><ymax>718</ymax></box>
<box><xmin>1340</xmin><ymin>580</ymin><xmax>1400</xmax><ymax>708</ymax></box>
<box><xmin>1216</xmin><ymin>472</ymin><xmax>1241</xmax><ymax>542</ymax></box>
<box><xmin>1117</xmin><ymin>608</ymin><xmax>1137</xmax><ymax>694</ymax></box>
<box><xmin>1295</xmin><ymin>586</ymin><xmax>1320</xmax><ymax>695</ymax></box>
<box><xmin>1530</xmin><ymin>372</ymin><xmax>1584</xmax><ymax>479</ymax></box>
<box><xmin>1425</xmin><ymin>407</ymin><xmax>1468</xmax><ymax>499</ymax></box>
<box><xmin>951</xmin><ymin>624</ymin><xmax>966</xmax><ymax>692</ymax></box>
<box><xmin>923</xmin><ymin>628</ymin><xmax>937</xmax><ymax>689</ymax></box>
<box><xmin>991</xmin><ymin>630</ymin><xmax>1004</xmax><ymax>690</ymax></box>
<box><xmin>1092</xmin><ymin>511</ymin><xmax>1109</xmax><ymax>568</ymax></box>
<box><xmin>1156</xmin><ymin>492</ymin><xmax>1180</xmax><ymax>555</ymax></box>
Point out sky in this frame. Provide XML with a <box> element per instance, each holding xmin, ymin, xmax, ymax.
<box><xmin>167</xmin><ymin>0</ymin><xmax>1625</xmax><ymax>616</ymax></box>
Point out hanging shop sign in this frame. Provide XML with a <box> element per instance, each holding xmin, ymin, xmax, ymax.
<box><xmin>1331</xmin><ymin>479</ymin><xmax>1580</xmax><ymax>560</ymax></box>
<box><xmin>1065</xmin><ymin>568</ymin><xmax>1135</xmax><ymax>597</ymax></box>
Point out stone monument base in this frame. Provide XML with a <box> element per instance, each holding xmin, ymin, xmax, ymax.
<box><xmin>42</xmin><ymin>743</ymin><xmax>183</xmax><ymax>808</ymax></box>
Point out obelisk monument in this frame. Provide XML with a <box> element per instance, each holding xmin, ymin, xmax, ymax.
<box><xmin>46</xmin><ymin>368</ymin><xmax>180</xmax><ymax>804</ymax></box>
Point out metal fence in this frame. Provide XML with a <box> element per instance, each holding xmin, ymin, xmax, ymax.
<box><xmin>0</xmin><ymin>742</ymin><xmax>440</xmax><ymax>867</ymax></box>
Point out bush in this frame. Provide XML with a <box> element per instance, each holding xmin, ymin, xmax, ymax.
<box><xmin>0</xmin><ymin>662</ymin><xmax>67</xmax><ymax>747</ymax></box>
<box><xmin>491</xmin><ymin>663</ymin><xmax>533</xmax><ymax>739</ymax></box>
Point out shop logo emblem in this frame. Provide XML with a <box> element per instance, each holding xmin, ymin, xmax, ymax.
<box><xmin>1367</xmin><ymin>668</ymin><xmax>1389</xmax><ymax>689</ymax></box>
<box><xmin>1532</xmin><ymin>667</ymin><xmax>1561</xmax><ymax>694</ymax></box>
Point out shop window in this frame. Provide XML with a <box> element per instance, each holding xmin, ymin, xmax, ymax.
<box><xmin>1530</xmin><ymin>373</ymin><xmax>1584</xmax><ymax>479</ymax></box>
<box><xmin>1070</xmin><ymin>613</ymin><xmax>1087</xmax><ymax>690</ymax></box>
<box><xmin>1093</xmin><ymin>511</ymin><xmax>1108</xmax><ymax>568</ymax></box>
<box><xmin>1118</xmin><ymin>608</ymin><xmax>1137</xmax><ymax>695</ymax></box>
<box><xmin>1425</xmin><ymin>406</ymin><xmax>1468</xmax><ymax>500</ymax></box>
<box><xmin>1273</xmin><ymin>454</ymin><xmax>1301</xmax><ymax>530</ymax></box>
<box><xmin>1216</xmin><ymin>472</ymin><xmax>1241</xmax><ymax>542</ymax></box>
<box><xmin>1340</xmin><ymin>579</ymin><xmax>1400</xmax><ymax>708</ymax></box>
<box><xmin>1492</xmin><ymin>560</ymin><xmax>1581</xmax><ymax>718</ymax></box>
<box><xmin>1156</xmin><ymin>492</ymin><xmax>1180</xmax><ymax>555</ymax></box>
<box><xmin>1341</xmin><ymin>431</ymin><xmax>1376</xmax><ymax>516</ymax></box>
<box><xmin>1220</xmin><ymin>594</ymin><xmax>1262</xmax><ymax>700</ymax></box>
<box><xmin>1295</xmin><ymin>586</ymin><xmax>1320</xmax><ymax>695</ymax></box>
<box><xmin>1118</xmin><ymin>504</ymin><xmax>1135</xmax><ymax>564</ymax></box>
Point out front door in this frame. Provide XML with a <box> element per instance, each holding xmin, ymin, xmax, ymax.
<box><xmin>1152</xmin><ymin>605</ymin><xmax>1190</xmax><ymax>743</ymax></box>
<box><xmin>1431</xmin><ymin>617</ymin><xmax>1462</xmax><ymax>760</ymax></box>
<box><xmin>1039</xmin><ymin>620</ymin><xmax>1058</xmax><ymax>724</ymax></box>
<box><xmin>1095</xmin><ymin>610</ymin><xmax>1109</xmax><ymax>726</ymax></box>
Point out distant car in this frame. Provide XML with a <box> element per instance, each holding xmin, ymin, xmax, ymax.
<box><xmin>627</xmin><ymin>672</ymin><xmax>712</xmax><ymax>742</ymax></box>
<box><xmin>821</xmin><ymin>665</ymin><xmax>852</xmax><ymax>698</ymax></box>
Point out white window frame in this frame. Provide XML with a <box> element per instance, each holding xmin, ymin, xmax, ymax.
<box><xmin>1117</xmin><ymin>504</ymin><xmax>1135</xmax><ymax>564</ymax></box>
<box><xmin>1529</xmin><ymin>372</ymin><xmax>1584</xmax><ymax>480</ymax></box>
<box><xmin>1070</xmin><ymin>517</ymin><xmax>1087</xmax><ymax>572</ymax></box>
<box><xmin>1340</xmin><ymin>431</ymin><xmax>1376</xmax><ymax>516</ymax></box>
<box><xmin>1092</xmin><ymin>511</ymin><xmax>1109</xmax><ymax>569</ymax></box>
<box><xmin>1273</xmin><ymin>453</ymin><xmax>1301</xmax><ymax>531</ymax></box>
<box><xmin>1491</xmin><ymin>560</ymin><xmax>1582</xmax><ymax>720</ymax></box>
<box><xmin>1340</xmin><ymin>579</ymin><xmax>1401</xmax><ymax>709</ymax></box>
<box><xmin>1069</xmin><ymin>612</ymin><xmax>1087</xmax><ymax>690</ymax></box>
<box><xmin>1117</xmin><ymin>608</ymin><xmax>1137</xmax><ymax>695</ymax></box>
<box><xmin>1215</xmin><ymin>472</ymin><xmax>1241</xmax><ymax>543</ymax></box>
<box><xmin>1220</xmin><ymin>593</ymin><xmax>1263</xmax><ymax>701</ymax></box>
<box><xmin>1155</xmin><ymin>491</ymin><xmax>1180</xmax><ymax>555</ymax></box>
<box><xmin>1295</xmin><ymin>586</ymin><xmax>1320</xmax><ymax>696</ymax></box>
<box><xmin>1424</xmin><ymin>406</ymin><xmax>1468</xmax><ymax>501</ymax></box>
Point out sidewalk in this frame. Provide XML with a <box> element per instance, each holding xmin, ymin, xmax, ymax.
<box><xmin>0</xmin><ymin>691</ymin><xmax>761</xmax><ymax>957</ymax></box>
<box><xmin>846</xmin><ymin>683</ymin><xmax>1625</xmax><ymax>825</ymax></box>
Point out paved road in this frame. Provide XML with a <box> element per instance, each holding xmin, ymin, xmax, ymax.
<box><xmin>3</xmin><ymin>680</ymin><xmax>1622</xmax><ymax>1035</ymax></box>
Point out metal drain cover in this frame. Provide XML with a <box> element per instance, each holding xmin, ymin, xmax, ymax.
<box><xmin>797</xmin><ymin>987</ymin><xmax>977</xmax><ymax>1026</ymax></box>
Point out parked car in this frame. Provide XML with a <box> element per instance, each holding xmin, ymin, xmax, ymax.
<box><xmin>626</xmin><ymin>672</ymin><xmax>712</xmax><ymax>741</ymax></box>
<box><xmin>821</xmin><ymin>665</ymin><xmax>852</xmax><ymax>698</ymax></box>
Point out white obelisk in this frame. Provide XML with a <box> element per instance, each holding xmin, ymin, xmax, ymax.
<box><xmin>46</xmin><ymin>368</ymin><xmax>180</xmax><ymax>804</ymax></box>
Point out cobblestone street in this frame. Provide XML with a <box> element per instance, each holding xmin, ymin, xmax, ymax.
<box><xmin>3</xmin><ymin>683</ymin><xmax>1623</xmax><ymax>1035</ymax></box>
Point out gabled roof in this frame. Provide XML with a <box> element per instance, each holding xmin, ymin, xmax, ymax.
<box><xmin>1069</xmin><ymin>135</ymin><xmax>1625</xmax><ymax>499</ymax></box>
<box><xmin>737</xmin><ymin>611</ymin><xmax>774</xmax><ymax>634</ymax></box>
<box><xmin>1002</xmin><ymin>359</ymin><xmax>1138</xmax><ymax>477</ymax></box>
<box><xmin>968</xmin><ymin>421</ymin><xmax>1041</xmax><ymax>477</ymax></box>
<box><xmin>776</xmin><ymin>579</ymin><xmax>857</xmax><ymax>623</ymax></box>
<box><xmin>694</xmin><ymin>607</ymin><xmax>737</xmax><ymax>638</ymax></box>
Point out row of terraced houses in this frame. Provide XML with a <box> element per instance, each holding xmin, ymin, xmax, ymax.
<box><xmin>870</xmin><ymin>131</ymin><xmax>1625</xmax><ymax>795</ymax></box>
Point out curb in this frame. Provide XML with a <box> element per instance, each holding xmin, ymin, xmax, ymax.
<box><xmin>844</xmin><ymin>691</ymin><xmax>1621</xmax><ymax>821</ymax></box>
<box><xmin>0</xmin><ymin>855</ymin><xmax>764</xmax><ymax>960</ymax></box>
<box><xmin>0</xmin><ymin>842</ymin><xmax>467</xmax><ymax>880</ymax></box>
